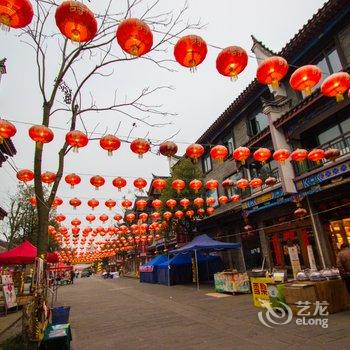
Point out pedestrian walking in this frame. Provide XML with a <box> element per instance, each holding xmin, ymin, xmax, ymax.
<box><xmin>337</xmin><ymin>243</ymin><xmax>350</xmax><ymax>293</ymax></box>
<box><xmin>70</xmin><ymin>269</ymin><xmax>75</xmax><ymax>284</ymax></box>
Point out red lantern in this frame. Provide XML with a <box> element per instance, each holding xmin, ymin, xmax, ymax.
<box><xmin>90</xmin><ymin>175</ymin><xmax>105</xmax><ymax>190</ymax></box>
<box><xmin>294</xmin><ymin>207</ymin><xmax>307</xmax><ymax>218</ymax></box>
<box><xmin>121</xmin><ymin>199</ymin><xmax>132</xmax><ymax>209</ymax></box>
<box><xmin>65</xmin><ymin>173</ymin><xmax>81</xmax><ymax>189</ymax></box>
<box><xmin>16</xmin><ymin>169</ymin><xmax>34</xmax><ymax>182</ymax></box>
<box><xmin>0</xmin><ymin>119</ymin><xmax>16</xmax><ymax>142</ymax></box>
<box><xmin>112</xmin><ymin>177</ymin><xmax>127</xmax><ymax>191</ymax></box>
<box><xmin>114</xmin><ymin>214</ymin><xmax>122</xmax><ymax>222</ymax></box>
<box><xmin>256</xmin><ymin>56</ymin><xmax>289</xmax><ymax>89</ymax></box>
<box><xmin>151</xmin><ymin>199</ymin><xmax>162</xmax><ymax>210</ymax></box>
<box><xmin>41</xmin><ymin>171</ymin><xmax>56</xmax><ymax>186</ymax></box>
<box><xmin>321</xmin><ymin>72</ymin><xmax>350</xmax><ymax>102</ymax></box>
<box><xmin>52</xmin><ymin>197</ymin><xmax>63</xmax><ymax>207</ymax></box>
<box><xmin>205</xmin><ymin>179</ymin><xmax>218</xmax><ymax>190</ymax></box>
<box><xmin>159</xmin><ymin>141</ymin><xmax>178</xmax><ymax>159</ymax></box>
<box><xmin>71</xmin><ymin>218</ymin><xmax>81</xmax><ymax>227</ymax></box>
<box><xmin>133</xmin><ymin>177</ymin><xmax>147</xmax><ymax>191</ymax></box>
<box><xmin>233</xmin><ymin>146</ymin><xmax>250</xmax><ymax>164</ymax></box>
<box><xmin>125</xmin><ymin>213</ymin><xmax>135</xmax><ymax>223</ymax></box>
<box><xmin>250</xmin><ymin>178</ymin><xmax>263</xmax><ymax>189</ymax></box>
<box><xmin>69</xmin><ymin>197</ymin><xmax>81</xmax><ymax>210</ymax></box>
<box><xmin>29</xmin><ymin>196</ymin><xmax>36</xmax><ymax>207</ymax></box>
<box><xmin>308</xmin><ymin>149</ymin><xmax>325</xmax><ymax>163</ymax></box>
<box><xmin>166</xmin><ymin>199</ymin><xmax>177</xmax><ymax>209</ymax></box>
<box><xmin>179</xmin><ymin>198</ymin><xmax>190</xmax><ymax>209</ymax></box>
<box><xmin>189</xmin><ymin>179</ymin><xmax>202</xmax><ymax>193</ymax></box>
<box><xmin>206</xmin><ymin>207</ymin><xmax>215</xmax><ymax>216</ymax></box>
<box><xmin>289</xmin><ymin>65</ymin><xmax>322</xmax><ymax>95</ymax></box>
<box><xmin>151</xmin><ymin>212</ymin><xmax>160</xmax><ymax>221</ymax></box>
<box><xmin>55</xmin><ymin>214</ymin><xmax>66</xmax><ymax>223</ymax></box>
<box><xmin>236</xmin><ymin>178</ymin><xmax>249</xmax><ymax>190</ymax></box>
<box><xmin>87</xmin><ymin>198</ymin><xmax>99</xmax><ymax>210</ymax></box>
<box><xmin>231</xmin><ymin>194</ymin><xmax>240</xmax><ymax>202</ymax></box>
<box><xmin>273</xmin><ymin>149</ymin><xmax>290</xmax><ymax>164</ymax></box>
<box><xmin>116</xmin><ymin>18</ymin><xmax>153</xmax><ymax>57</ymax></box>
<box><xmin>218</xmin><ymin>196</ymin><xmax>228</xmax><ymax>205</ymax></box>
<box><xmin>216</xmin><ymin>46</ymin><xmax>248</xmax><ymax>80</ymax></box>
<box><xmin>206</xmin><ymin>197</ymin><xmax>215</xmax><ymax>207</ymax></box>
<box><xmin>0</xmin><ymin>0</ymin><xmax>33</xmax><ymax>29</ymax></box>
<box><xmin>174</xmin><ymin>211</ymin><xmax>184</xmax><ymax>219</ymax></box>
<box><xmin>174</xmin><ymin>35</ymin><xmax>207</xmax><ymax>71</ymax></box>
<box><xmin>197</xmin><ymin>208</ymin><xmax>205</xmax><ymax>217</ymax></box>
<box><xmin>100</xmin><ymin>134</ymin><xmax>121</xmax><ymax>156</ymax></box>
<box><xmin>136</xmin><ymin>199</ymin><xmax>147</xmax><ymax>211</ymax></box>
<box><xmin>172</xmin><ymin>179</ymin><xmax>185</xmax><ymax>193</ymax></box>
<box><xmin>253</xmin><ymin>148</ymin><xmax>271</xmax><ymax>164</ymax></box>
<box><xmin>186</xmin><ymin>210</ymin><xmax>194</xmax><ymax>219</ymax></box>
<box><xmin>71</xmin><ymin>227</ymin><xmax>80</xmax><ymax>236</ymax></box>
<box><xmin>291</xmin><ymin>149</ymin><xmax>308</xmax><ymax>162</ymax></box>
<box><xmin>152</xmin><ymin>178</ymin><xmax>167</xmax><ymax>192</ymax></box>
<box><xmin>210</xmin><ymin>145</ymin><xmax>228</xmax><ymax>163</ymax></box>
<box><xmin>86</xmin><ymin>214</ymin><xmax>96</xmax><ymax>223</ymax></box>
<box><xmin>100</xmin><ymin>214</ymin><xmax>109</xmax><ymax>223</ymax></box>
<box><xmin>163</xmin><ymin>212</ymin><xmax>173</xmax><ymax>221</ymax></box>
<box><xmin>193</xmin><ymin>197</ymin><xmax>204</xmax><ymax>208</ymax></box>
<box><xmin>186</xmin><ymin>144</ymin><xmax>204</xmax><ymax>161</ymax></box>
<box><xmin>105</xmin><ymin>199</ymin><xmax>116</xmax><ymax>210</ymax></box>
<box><xmin>29</xmin><ymin>125</ymin><xmax>54</xmax><ymax>144</ymax></box>
<box><xmin>265</xmin><ymin>177</ymin><xmax>277</xmax><ymax>187</ymax></box>
<box><xmin>222</xmin><ymin>179</ymin><xmax>233</xmax><ymax>189</ymax></box>
<box><xmin>324</xmin><ymin>148</ymin><xmax>340</xmax><ymax>162</ymax></box>
<box><xmin>55</xmin><ymin>1</ymin><xmax>97</xmax><ymax>42</ymax></box>
<box><xmin>139</xmin><ymin>212</ymin><xmax>148</xmax><ymax>222</ymax></box>
<box><xmin>66</xmin><ymin>130</ymin><xmax>88</xmax><ymax>153</ymax></box>
<box><xmin>130</xmin><ymin>138</ymin><xmax>150</xmax><ymax>158</ymax></box>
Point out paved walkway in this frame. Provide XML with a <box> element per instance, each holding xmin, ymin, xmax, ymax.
<box><xmin>57</xmin><ymin>276</ymin><xmax>350</xmax><ymax>350</ymax></box>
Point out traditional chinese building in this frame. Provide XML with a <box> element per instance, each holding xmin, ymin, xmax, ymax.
<box><xmin>195</xmin><ymin>0</ymin><xmax>350</xmax><ymax>275</ymax></box>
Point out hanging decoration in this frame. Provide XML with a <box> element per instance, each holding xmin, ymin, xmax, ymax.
<box><xmin>66</xmin><ymin>130</ymin><xmax>88</xmax><ymax>153</ymax></box>
<box><xmin>206</xmin><ymin>207</ymin><xmax>215</xmax><ymax>216</ymax></box>
<box><xmin>0</xmin><ymin>119</ymin><xmax>16</xmax><ymax>142</ymax></box>
<box><xmin>232</xmin><ymin>146</ymin><xmax>250</xmax><ymax>164</ymax></box>
<box><xmin>65</xmin><ymin>173</ymin><xmax>81</xmax><ymax>189</ymax></box>
<box><xmin>273</xmin><ymin>149</ymin><xmax>290</xmax><ymax>164</ymax></box>
<box><xmin>90</xmin><ymin>175</ymin><xmax>105</xmax><ymax>190</ymax></box>
<box><xmin>159</xmin><ymin>141</ymin><xmax>178</xmax><ymax>160</ymax></box>
<box><xmin>253</xmin><ymin>147</ymin><xmax>271</xmax><ymax>164</ymax></box>
<box><xmin>166</xmin><ymin>199</ymin><xmax>177</xmax><ymax>209</ymax></box>
<box><xmin>52</xmin><ymin>197</ymin><xmax>63</xmax><ymax>207</ymax></box>
<box><xmin>105</xmin><ymin>199</ymin><xmax>116</xmax><ymax>210</ymax></box>
<box><xmin>308</xmin><ymin>149</ymin><xmax>325</xmax><ymax>163</ymax></box>
<box><xmin>152</xmin><ymin>178</ymin><xmax>167</xmax><ymax>192</ymax></box>
<box><xmin>172</xmin><ymin>179</ymin><xmax>185</xmax><ymax>193</ymax></box>
<box><xmin>210</xmin><ymin>145</ymin><xmax>228</xmax><ymax>163</ymax></box>
<box><xmin>290</xmin><ymin>148</ymin><xmax>308</xmax><ymax>162</ymax></box>
<box><xmin>0</xmin><ymin>0</ymin><xmax>33</xmax><ymax>29</ymax></box>
<box><xmin>256</xmin><ymin>56</ymin><xmax>289</xmax><ymax>89</ymax></box>
<box><xmin>112</xmin><ymin>177</ymin><xmax>127</xmax><ymax>192</ymax></box>
<box><xmin>189</xmin><ymin>179</ymin><xmax>203</xmax><ymax>192</ymax></box>
<box><xmin>151</xmin><ymin>199</ymin><xmax>162</xmax><ymax>210</ymax></box>
<box><xmin>139</xmin><ymin>212</ymin><xmax>148</xmax><ymax>222</ymax></box>
<box><xmin>216</xmin><ymin>46</ymin><xmax>248</xmax><ymax>80</ymax></box>
<box><xmin>265</xmin><ymin>176</ymin><xmax>277</xmax><ymax>186</ymax></box>
<box><xmin>174</xmin><ymin>35</ymin><xmax>207</xmax><ymax>71</ymax></box>
<box><xmin>193</xmin><ymin>197</ymin><xmax>204</xmax><ymax>208</ymax></box>
<box><xmin>174</xmin><ymin>210</ymin><xmax>184</xmax><ymax>219</ymax></box>
<box><xmin>100</xmin><ymin>134</ymin><xmax>121</xmax><ymax>156</ymax></box>
<box><xmin>186</xmin><ymin>143</ymin><xmax>204</xmax><ymax>161</ymax></box>
<box><xmin>250</xmin><ymin>178</ymin><xmax>263</xmax><ymax>189</ymax></box>
<box><xmin>16</xmin><ymin>169</ymin><xmax>34</xmax><ymax>182</ymax></box>
<box><xmin>55</xmin><ymin>214</ymin><xmax>66</xmax><ymax>223</ymax></box>
<box><xmin>163</xmin><ymin>212</ymin><xmax>172</xmax><ymax>221</ymax></box>
<box><xmin>29</xmin><ymin>125</ymin><xmax>54</xmax><ymax>145</ymax></box>
<box><xmin>130</xmin><ymin>138</ymin><xmax>150</xmax><ymax>158</ymax></box>
<box><xmin>29</xmin><ymin>196</ymin><xmax>36</xmax><ymax>207</ymax></box>
<box><xmin>55</xmin><ymin>1</ymin><xmax>97</xmax><ymax>42</ymax></box>
<box><xmin>320</xmin><ymin>72</ymin><xmax>350</xmax><ymax>102</ymax></box>
<box><xmin>186</xmin><ymin>210</ymin><xmax>194</xmax><ymax>218</ymax></box>
<box><xmin>136</xmin><ymin>199</ymin><xmax>147</xmax><ymax>211</ymax></box>
<box><xmin>87</xmin><ymin>198</ymin><xmax>99</xmax><ymax>210</ymax></box>
<box><xmin>71</xmin><ymin>218</ymin><xmax>81</xmax><ymax>227</ymax></box>
<box><xmin>86</xmin><ymin>214</ymin><xmax>96</xmax><ymax>223</ymax></box>
<box><xmin>218</xmin><ymin>195</ymin><xmax>228</xmax><ymax>205</ymax></box>
<box><xmin>222</xmin><ymin>179</ymin><xmax>234</xmax><ymax>189</ymax></box>
<box><xmin>114</xmin><ymin>214</ymin><xmax>122</xmax><ymax>222</ymax></box>
<box><xmin>69</xmin><ymin>197</ymin><xmax>81</xmax><ymax>210</ymax></box>
<box><xmin>133</xmin><ymin>177</ymin><xmax>147</xmax><ymax>191</ymax></box>
<box><xmin>206</xmin><ymin>197</ymin><xmax>215</xmax><ymax>207</ymax></box>
<box><xmin>236</xmin><ymin>178</ymin><xmax>249</xmax><ymax>190</ymax></box>
<box><xmin>324</xmin><ymin>148</ymin><xmax>340</xmax><ymax>162</ymax></box>
<box><xmin>121</xmin><ymin>199</ymin><xmax>132</xmax><ymax>209</ymax></box>
<box><xmin>41</xmin><ymin>171</ymin><xmax>56</xmax><ymax>186</ymax></box>
<box><xmin>179</xmin><ymin>198</ymin><xmax>190</xmax><ymax>209</ymax></box>
<box><xmin>205</xmin><ymin>179</ymin><xmax>218</xmax><ymax>190</ymax></box>
<box><xmin>197</xmin><ymin>208</ymin><xmax>205</xmax><ymax>217</ymax></box>
<box><xmin>125</xmin><ymin>213</ymin><xmax>136</xmax><ymax>223</ymax></box>
<box><xmin>289</xmin><ymin>65</ymin><xmax>322</xmax><ymax>95</ymax></box>
<box><xmin>151</xmin><ymin>212</ymin><xmax>160</xmax><ymax>221</ymax></box>
<box><xmin>99</xmin><ymin>214</ymin><xmax>109</xmax><ymax>223</ymax></box>
<box><xmin>231</xmin><ymin>194</ymin><xmax>240</xmax><ymax>202</ymax></box>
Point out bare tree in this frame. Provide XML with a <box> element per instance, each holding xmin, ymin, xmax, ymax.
<box><xmin>19</xmin><ymin>0</ymin><xmax>202</xmax><ymax>254</ymax></box>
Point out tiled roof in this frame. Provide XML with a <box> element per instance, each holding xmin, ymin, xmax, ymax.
<box><xmin>0</xmin><ymin>207</ymin><xmax>7</xmax><ymax>220</ymax></box>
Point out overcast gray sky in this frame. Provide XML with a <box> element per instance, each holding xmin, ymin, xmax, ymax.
<box><xmin>0</xmin><ymin>0</ymin><xmax>326</xmax><ymax>225</ymax></box>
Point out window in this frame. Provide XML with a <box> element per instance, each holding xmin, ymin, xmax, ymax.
<box><xmin>340</xmin><ymin>119</ymin><xmax>350</xmax><ymax>134</ymax></box>
<box><xmin>249</xmin><ymin>160</ymin><xmax>279</xmax><ymax>183</ymax></box>
<box><xmin>249</xmin><ymin>112</ymin><xmax>269</xmax><ymax>136</ymax></box>
<box><xmin>314</xmin><ymin>47</ymin><xmax>342</xmax><ymax>87</ymax></box>
<box><xmin>318</xmin><ymin>125</ymin><xmax>341</xmax><ymax>145</ymax></box>
<box><xmin>223</xmin><ymin>135</ymin><xmax>234</xmax><ymax>156</ymax></box>
<box><xmin>202</xmin><ymin>155</ymin><xmax>212</xmax><ymax>173</ymax></box>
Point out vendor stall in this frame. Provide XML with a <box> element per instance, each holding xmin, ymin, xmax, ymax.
<box><xmin>214</xmin><ymin>271</ymin><xmax>250</xmax><ymax>294</ymax></box>
<box><xmin>139</xmin><ymin>255</ymin><xmax>167</xmax><ymax>284</ymax></box>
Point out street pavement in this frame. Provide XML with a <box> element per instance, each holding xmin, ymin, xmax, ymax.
<box><xmin>57</xmin><ymin>276</ymin><xmax>350</xmax><ymax>350</ymax></box>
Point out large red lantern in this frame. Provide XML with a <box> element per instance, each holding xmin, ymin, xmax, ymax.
<box><xmin>114</xmin><ymin>214</ymin><xmax>122</xmax><ymax>222</ymax></box>
<box><xmin>256</xmin><ymin>56</ymin><xmax>289</xmax><ymax>89</ymax></box>
<box><xmin>265</xmin><ymin>177</ymin><xmax>277</xmax><ymax>187</ymax></box>
<box><xmin>174</xmin><ymin>35</ymin><xmax>207</xmax><ymax>71</ymax></box>
<box><xmin>86</xmin><ymin>214</ymin><xmax>96</xmax><ymax>223</ymax></box>
<box><xmin>193</xmin><ymin>197</ymin><xmax>204</xmax><ymax>208</ymax></box>
<box><xmin>205</xmin><ymin>179</ymin><xmax>218</xmax><ymax>190</ymax></box>
<box><xmin>218</xmin><ymin>196</ymin><xmax>228</xmax><ymax>205</ymax></box>
<box><xmin>116</xmin><ymin>18</ymin><xmax>153</xmax><ymax>57</ymax></box>
<box><xmin>290</xmin><ymin>149</ymin><xmax>308</xmax><ymax>162</ymax></box>
<box><xmin>172</xmin><ymin>179</ymin><xmax>185</xmax><ymax>193</ymax></box>
<box><xmin>139</xmin><ymin>212</ymin><xmax>148</xmax><ymax>222</ymax></box>
<box><xmin>179</xmin><ymin>198</ymin><xmax>190</xmax><ymax>209</ymax></box>
<box><xmin>174</xmin><ymin>211</ymin><xmax>184</xmax><ymax>219</ymax></box>
<box><xmin>99</xmin><ymin>214</ymin><xmax>109</xmax><ymax>223</ymax></box>
<box><xmin>112</xmin><ymin>177</ymin><xmax>127</xmax><ymax>191</ymax></box>
<box><xmin>186</xmin><ymin>210</ymin><xmax>194</xmax><ymax>219</ymax></box>
<box><xmin>324</xmin><ymin>148</ymin><xmax>340</xmax><ymax>162</ymax></box>
<box><xmin>133</xmin><ymin>177</ymin><xmax>147</xmax><ymax>191</ymax></box>
<box><xmin>216</xmin><ymin>46</ymin><xmax>248</xmax><ymax>80</ymax></box>
<box><xmin>273</xmin><ymin>149</ymin><xmax>290</xmax><ymax>164</ymax></box>
<box><xmin>29</xmin><ymin>196</ymin><xmax>36</xmax><ymax>207</ymax></box>
<box><xmin>105</xmin><ymin>199</ymin><xmax>116</xmax><ymax>210</ymax></box>
<box><xmin>197</xmin><ymin>208</ymin><xmax>205</xmax><ymax>217</ymax></box>
<box><xmin>66</xmin><ymin>130</ymin><xmax>88</xmax><ymax>153</ymax></box>
<box><xmin>52</xmin><ymin>197</ymin><xmax>63</xmax><ymax>207</ymax></box>
<box><xmin>210</xmin><ymin>145</ymin><xmax>228</xmax><ymax>163</ymax></box>
<box><xmin>87</xmin><ymin>198</ymin><xmax>99</xmax><ymax>210</ymax></box>
<box><xmin>222</xmin><ymin>179</ymin><xmax>233</xmax><ymax>189</ymax></box>
<box><xmin>250</xmin><ymin>178</ymin><xmax>263</xmax><ymax>189</ymax></box>
<box><xmin>163</xmin><ymin>212</ymin><xmax>173</xmax><ymax>221</ymax></box>
<box><xmin>159</xmin><ymin>141</ymin><xmax>178</xmax><ymax>159</ymax></box>
<box><xmin>151</xmin><ymin>199</ymin><xmax>162</xmax><ymax>210</ymax></box>
<box><xmin>253</xmin><ymin>148</ymin><xmax>271</xmax><ymax>164</ymax></box>
<box><xmin>206</xmin><ymin>197</ymin><xmax>215</xmax><ymax>207</ymax></box>
<box><xmin>151</xmin><ymin>212</ymin><xmax>160</xmax><ymax>221</ymax></box>
<box><xmin>206</xmin><ymin>207</ymin><xmax>215</xmax><ymax>216</ymax></box>
<box><xmin>0</xmin><ymin>119</ymin><xmax>16</xmax><ymax>142</ymax></box>
<box><xmin>121</xmin><ymin>199</ymin><xmax>132</xmax><ymax>209</ymax></box>
<box><xmin>231</xmin><ymin>194</ymin><xmax>240</xmax><ymax>203</ymax></box>
<box><xmin>136</xmin><ymin>199</ymin><xmax>147</xmax><ymax>211</ymax></box>
<box><xmin>189</xmin><ymin>179</ymin><xmax>202</xmax><ymax>193</ymax></box>
<box><xmin>321</xmin><ymin>72</ymin><xmax>350</xmax><ymax>102</ymax></box>
<box><xmin>308</xmin><ymin>149</ymin><xmax>325</xmax><ymax>163</ymax></box>
<box><xmin>29</xmin><ymin>125</ymin><xmax>54</xmax><ymax>144</ymax></box>
<box><xmin>65</xmin><ymin>173</ymin><xmax>81</xmax><ymax>189</ymax></box>
<box><xmin>41</xmin><ymin>171</ymin><xmax>56</xmax><ymax>186</ymax></box>
<box><xmin>236</xmin><ymin>178</ymin><xmax>249</xmax><ymax>190</ymax></box>
<box><xmin>166</xmin><ymin>199</ymin><xmax>177</xmax><ymax>209</ymax></box>
<box><xmin>100</xmin><ymin>134</ymin><xmax>121</xmax><ymax>156</ymax></box>
<box><xmin>0</xmin><ymin>0</ymin><xmax>33</xmax><ymax>29</ymax></box>
<box><xmin>16</xmin><ymin>169</ymin><xmax>34</xmax><ymax>182</ymax></box>
<box><xmin>232</xmin><ymin>146</ymin><xmax>250</xmax><ymax>164</ymax></box>
<box><xmin>71</xmin><ymin>218</ymin><xmax>81</xmax><ymax>227</ymax></box>
<box><xmin>55</xmin><ymin>1</ymin><xmax>97</xmax><ymax>42</ymax></box>
<box><xmin>152</xmin><ymin>178</ymin><xmax>167</xmax><ymax>192</ymax></box>
<box><xmin>69</xmin><ymin>197</ymin><xmax>81</xmax><ymax>210</ymax></box>
<box><xmin>130</xmin><ymin>138</ymin><xmax>150</xmax><ymax>158</ymax></box>
<box><xmin>125</xmin><ymin>213</ymin><xmax>135</xmax><ymax>223</ymax></box>
<box><xmin>186</xmin><ymin>144</ymin><xmax>204</xmax><ymax>161</ymax></box>
<box><xmin>90</xmin><ymin>175</ymin><xmax>105</xmax><ymax>190</ymax></box>
<box><xmin>55</xmin><ymin>214</ymin><xmax>66</xmax><ymax>223</ymax></box>
<box><xmin>289</xmin><ymin>65</ymin><xmax>322</xmax><ymax>95</ymax></box>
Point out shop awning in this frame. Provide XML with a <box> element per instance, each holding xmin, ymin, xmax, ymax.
<box><xmin>0</xmin><ymin>241</ymin><xmax>36</xmax><ymax>265</ymax></box>
<box><xmin>169</xmin><ymin>234</ymin><xmax>240</xmax><ymax>254</ymax></box>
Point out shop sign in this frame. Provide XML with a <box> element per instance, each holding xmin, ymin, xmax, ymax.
<box><xmin>307</xmin><ymin>245</ymin><xmax>317</xmax><ymax>270</ymax></box>
<box><xmin>139</xmin><ymin>265</ymin><xmax>154</xmax><ymax>272</ymax></box>
<box><xmin>288</xmin><ymin>246</ymin><xmax>302</xmax><ymax>279</ymax></box>
<box><xmin>250</xmin><ymin>277</ymin><xmax>273</xmax><ymax>307</ymax></box>
<box><xmin>242</xmin><ymin>188</ymin><xmax>284</xmax><ymax>210</ymax></box>
<box><xmin>1</xmin><ymin>275</ymin><xmax>17</xmax><ymax>309</ymax></box>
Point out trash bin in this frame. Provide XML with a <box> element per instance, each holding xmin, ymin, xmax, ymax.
<box><xmin>52</xmin><ymin>306</ymin><xmax>70</xmax><ymax>324</ymax></box>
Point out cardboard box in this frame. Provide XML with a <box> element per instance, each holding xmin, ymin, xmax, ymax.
<box><xmin>284</xmin><ymin>283</ymin><xmax>317</xmax><ymax>304</ymax></box>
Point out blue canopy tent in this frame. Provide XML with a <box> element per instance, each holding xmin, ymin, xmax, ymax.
<box><xmin>139</xmin><ymin>255</ymin><xmax>168</xmax><ymax>283</ymax></box>
<box><xmin>169</xmin><ymin>234</ymin><xmax>241</xmax><ymax>290</ymax></box>
<box><xmin>157</xmin><ymin>253</ymin><xmax>223</xmax><ymax>286</ymax></box>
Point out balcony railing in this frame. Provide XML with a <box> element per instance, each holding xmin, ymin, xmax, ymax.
<box><xmin>293</xmin><ymin>132</ymin><xmax>350</xmax><ymax>176</ymax></box>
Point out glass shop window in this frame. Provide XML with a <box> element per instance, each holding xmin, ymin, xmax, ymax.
<box><xmin>203</xmin><ymin>154</ymin><xmax>212</xmax><ymax>173</ymax></box>
<box><xmin>249</xmin><ymin>112</ymin><xmax>269</xmax><ymax>136</ymax></box>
